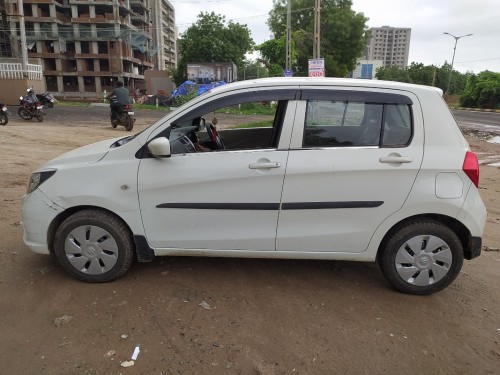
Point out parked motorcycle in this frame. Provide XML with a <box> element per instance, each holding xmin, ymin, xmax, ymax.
<box><xmin>18</xmin><ymin>87</ymin><xmax>44</xmax><ymax>122</ymax></box>
<box><xmin>0</xmin><ymin>101</ymin><xmax>9</xmax><ymax>126</ymax></box>
<box><xmin>110</xmin><ymin>97</ymin><xmax>135</xmax><ymax>131</ymax></box>
<box><xmin>36</xmin><ymin>91</ymin><xmax>57</xmax><ymax>108</ymax></box>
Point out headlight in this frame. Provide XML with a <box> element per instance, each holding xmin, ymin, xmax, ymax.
<box><xmin>27</xmin><ymin>169</ymin><xmax>57</xmax><ymax>195</ymax></box>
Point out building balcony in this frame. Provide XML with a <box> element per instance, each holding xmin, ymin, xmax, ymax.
<box><xmin>130</xmin><ymin>0</ymin><xmax>148</xmax><ymax>12</ymax></box>
<box><xmin>23</xmin><ymin>0</ymin><xmax>56</xmax><ymax>4</ymax></box>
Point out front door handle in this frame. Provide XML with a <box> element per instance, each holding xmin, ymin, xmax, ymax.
<box><xmin>249</xmin><ymin>162</ymin><xmax>282</xmax><ymax>169</ymax></box>
<box><xmin>379</xmin><ymin>156</ymin><xmax>413</xmax><ymax>164</ymax></box>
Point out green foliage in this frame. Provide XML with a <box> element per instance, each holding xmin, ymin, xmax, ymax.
<box><xmin>257</xmin><ymin>34</ymin><xmax>298</xmax><ymax>76</ymax></box>
<box><xmin>171</xmin><ymin>63</ymin><xmax>187</xmax><ymax>87</ymax></box>
<box><xmin>239</xmin><ymin>59</ymin><xmax>270</xmax><ymax>80</ymax></box>
<box><xmin>268</xmin><ymin>0</ymin><xmax>369</xmax><ymax>77</ymax></box>
<box><xmin>173</xmin><ymin>90</ymin><xmax>198</xmax><ymax>107</ymax></box>
<box><xmin>178</xmin><ymin>12</ymin><xmax>254</xmax><ymax>77</ymax></box>
<box><xmin>375</xmin><ymin>62</ymin><xmax>472</xmax><ymax>96</ymax></box>
<box><xmin>459</xmin><ymin>71</ymin><xmax>500</xmax><ymax>109</ymax></box>
<box><xmin>375</xmin><ymin>65</ymin><xmax>412</xmax><ymax>83</ymax></box>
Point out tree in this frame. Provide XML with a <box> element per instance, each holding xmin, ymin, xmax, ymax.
<box><xmin>256</xmin><ymin>34</ymin><xmax>297</xmax><ymax>77</ymax></box>
<box><xmin>267</xmin><ymin>0</ymin><xmax>369</xmax><ymax>77</ymax></box>
<box><xmin>175</xmin><ymin>12</ymin><xmax>255</xmax><ymax>85</ymax></box>
<box><xmin>375</xmin><ymin>66</ymin><xmax>412</xmax><ymax>83</ymax></box>
<box><xmin>460</xmin><ymin>71</ymin><xmax>500</xmax><ymax>109</ymax></box>
<box><xmin>239</xmin><ymin>59</ymin><xmax>270</xmax><ymax>80</ymax></box>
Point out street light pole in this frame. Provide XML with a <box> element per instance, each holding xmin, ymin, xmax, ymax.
<box><xmin>443</xmin><ymin>32</ymin><xmax>473</xmax><ymax>96</ymax></box>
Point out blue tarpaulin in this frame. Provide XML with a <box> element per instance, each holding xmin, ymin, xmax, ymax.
<box><xmin>172</xmin><ymin>81</ymin><xmax>226</xmax><ymax>98</ymax></box>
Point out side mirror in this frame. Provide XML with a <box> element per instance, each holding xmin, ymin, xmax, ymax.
<box><xmin>147</xmin><ymin>137</ymin><xmax>171</xmax><ymax>158</ymax></box>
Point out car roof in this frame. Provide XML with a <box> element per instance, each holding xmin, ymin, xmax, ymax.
<box><xmin>210</xmin><ymin>77</ymin><xmax>443</xmax><ymax>97</ymax></box>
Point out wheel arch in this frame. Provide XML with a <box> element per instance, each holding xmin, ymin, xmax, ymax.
<box><xmin>47</xmin><ymin>205</ymin><xmax>134</xmax><ymax>255</ymax></box>
<box><xmin>376</xmin><ymin>213</ymin><xmax>471</xmax><ymax>260</ymax></box>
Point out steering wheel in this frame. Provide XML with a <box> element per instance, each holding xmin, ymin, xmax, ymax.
<box><xmin>205</xmin><ymin>122</ymin><xmax>225</xmax><ymax>150</ymax></box>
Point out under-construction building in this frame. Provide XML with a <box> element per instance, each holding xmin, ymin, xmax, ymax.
<box><xmin>151</xmin><ymin>0</ymin><xmax>176</xmax><ymax>72</ymax></box>
<box><xmin>1</xmin><ymin>0</ymin><xmax>175</xmax><ymax>98</ymax></box>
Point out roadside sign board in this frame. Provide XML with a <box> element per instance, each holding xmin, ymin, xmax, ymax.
<box><xmin>308</xmin><ymin>58</ymin><xmax>325</xmax><ymax>77</ymax></box>
<box><xmin>284</xmin><ymin>69</ymin><xmax>293</xmax><ymax>77</ymax></box>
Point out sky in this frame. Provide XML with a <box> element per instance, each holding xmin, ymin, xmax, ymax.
<box><xmin>171</xmin><ymin>0</ymin><xmax>500</xmax><ymax>73</ymax></box>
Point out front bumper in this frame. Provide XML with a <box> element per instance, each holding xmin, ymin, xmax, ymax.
<box><xmin>21</xmin><ymin>189</ymin><xmax>65</xmax><ymax>254</ymax></box>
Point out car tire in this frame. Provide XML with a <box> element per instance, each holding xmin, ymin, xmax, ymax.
<box><xmin>54</xmin><ymin>209</ymin><xmax>135</xmax><ymax>282</ymax></box>
<box><xmin>378</xmin><ymin>219</ymin><xmax>463</xmax><ymax>295</ymax></box>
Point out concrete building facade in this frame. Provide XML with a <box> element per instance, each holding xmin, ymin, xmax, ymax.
<box><xmin>365</xmin><ymin>26</ymin><xmax>411</xmax><ymax>68</ymax></box>
<box><xmin>2</xmin><ymin>0</ymin><xmax>157</xmax><ymax>98</ymax></box>
<box><xmin>150</xmin><ymin>0</ymin><xmax>176</xmax><ymax>72</ymax></box>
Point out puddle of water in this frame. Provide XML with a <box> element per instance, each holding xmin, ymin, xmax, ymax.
<box><xmin>488</xmin><ymin>136</ymin><xmax>500</xmax><ymax>144</ymax></box>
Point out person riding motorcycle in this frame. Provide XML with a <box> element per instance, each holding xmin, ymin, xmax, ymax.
<box><xmin>107</xmin><ymin>81</ymin><xmax>131</xmax><ymax>123</ymax></box>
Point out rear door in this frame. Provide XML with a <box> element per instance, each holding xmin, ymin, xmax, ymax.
<box><xmin>277</xmin><ymin>88</ymin><xmax>424</xmax><ymax>253</ymax></box>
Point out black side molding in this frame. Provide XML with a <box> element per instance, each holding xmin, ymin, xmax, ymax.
<box><xmin>282</xmin><ymin>201</ymin><xmax>383</xmax><ymax>210</ymax></box>
<box><xmin>134</xmin><ymin>235</ymin><xmax>155</xmax><ymax>262</ymax></box>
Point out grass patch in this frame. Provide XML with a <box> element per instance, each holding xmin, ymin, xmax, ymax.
<box><xmin>228</xmin><ymin>120</ymin><xmax>274</xmax><ymax>129</ymax></box>
<box><xmin>55</xmin><ymin>101</ymin><xmax>91</xmax><ymax>107</ymax></box>
<box><xmin>217</xmin><ymin>102</ymin><xmax>277</xmax><ymax>116</ymax></box>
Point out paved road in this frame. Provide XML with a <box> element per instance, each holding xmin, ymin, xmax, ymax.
<box><xmin>6</xmin><ymin>105</ymin><xmax>500</xmax><ymax>136</ymax></box>
<box><xmin>452</xmin><ymin>110</ymin><xmax>500</xmax><ymax>135</ymax></box>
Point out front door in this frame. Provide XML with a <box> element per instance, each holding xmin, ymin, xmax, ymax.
<box><xmin>138</xmin><ymin>97</ymin><xmax>297</xmax><ymax>251</ymax></box>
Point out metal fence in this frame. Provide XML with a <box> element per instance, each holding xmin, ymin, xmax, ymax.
<box><xmin>0</xmin><ymin>63</ymin><xmax>43</xmax><ymax>80</ymax></box>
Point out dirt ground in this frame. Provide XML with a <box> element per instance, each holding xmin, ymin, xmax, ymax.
<box><xmin>0</xmin><ymin>107</ymin><xmax>499</xmax><ymax>375</ymax></box>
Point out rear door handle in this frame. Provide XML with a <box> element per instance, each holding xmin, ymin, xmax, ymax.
<box><xmin>249</xmin><ymin>162</ymin><xmax>282</xmax><ymax>169</ymax></box>
<box><xmin>379</xmin><ymin>156</ymin><xmax>413</xmax><ymax>164</ymax></box>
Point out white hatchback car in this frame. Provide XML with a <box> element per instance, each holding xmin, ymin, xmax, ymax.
<box><xmin>21</xmin><ymin>78</ymin><xmax>487</xmax><ymax>294</ymax></box>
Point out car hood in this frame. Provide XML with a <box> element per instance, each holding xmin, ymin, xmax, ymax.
<box><xmin>39</xmin><ymin>137</ymin><xmax>122</xmax><ymax>170</ymax></box>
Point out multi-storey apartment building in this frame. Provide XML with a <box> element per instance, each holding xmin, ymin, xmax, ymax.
<box><xmin>2</xmin><ymin>0</ymin><xmax>156</xmax><ymax>98</ymax></box>
<box><xmin>365</xmin><ymin>26</ymin><xmax>411</xmax><ymax>68</ymax></box>
<box><xmin>150</xmin><ymin>0</ymin><xmax>176</xmax><ymax>72</ymax></box>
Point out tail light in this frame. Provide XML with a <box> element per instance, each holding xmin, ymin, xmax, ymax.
<box><xmin>463</xmin><ymin>151</ymin><xmax>479</xmax><ymax>188</ymax></box>
<box><xmin>35</xmin><ymin>101</ymin><xmax>42</xmax><ymax>106</ymax></box>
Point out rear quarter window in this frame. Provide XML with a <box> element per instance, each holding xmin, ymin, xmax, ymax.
<box><xmin>302</xmin><ymin>92</ymin><xmax>413</xmax><ymax>148</ymax></box>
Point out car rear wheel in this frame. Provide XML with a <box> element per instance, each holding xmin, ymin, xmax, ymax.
<box><xmin>378</xmin><ymin>219</ymin><xmax>463</xmax><ymax>295</ymax></box>
<box><xmin>54</xmin><ymin>209</ymin><xmax>135</xmax><ymax>282</ymax></box>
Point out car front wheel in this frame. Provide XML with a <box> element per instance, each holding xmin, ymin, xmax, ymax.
<box><xmin>54</xmin><ymin>209</ymin><xmax>135</xmax><ymax>282</ymax></box>
<box><xmin>378</xmin><ymin>220</ymin><xmax>463</xmax><ymax>295</ymax></box>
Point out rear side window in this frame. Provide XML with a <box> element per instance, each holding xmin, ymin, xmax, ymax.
<box><xmin>303</xmin><ymin>97</ymin><xmax>413</xmax><ymax>148</ymax></box>
<box><xmin>304</xmin><ymin>101</ymin><xmax>383</xmax><ymax>147</ymax></box>
<box><xmin>382</xmin><ymin>104</ymin><xmax>412</xmax><ymax>147</ymax></box>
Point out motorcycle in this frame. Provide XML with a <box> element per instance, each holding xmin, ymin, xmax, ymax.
<box><xmin>18</xmin><ymin>87</ymin><xmax>44</xmax><ymax>122</ymax></box>
<box><xmin>110</xmin><ymin>97</ymin><xmax>135</xmax><ymax>131</ymax></box>
<box><xmin>0</xmin><ymin>101</ymin><xmax>9</xmax><ymax>126</ymax></box>
<box><xmin>36</xmin><ymin>91</ymin><xmax>57</xmax><ymax>108</ymax></box>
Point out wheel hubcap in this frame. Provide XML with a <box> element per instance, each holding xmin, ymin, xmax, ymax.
<box><xmin>64</xmin><ymin>225</ymin><xmax>119</xmax><ymax>275</ymax></box>
<box><xmin>395</xmin><ymin>235</ymin><xmax>453</xmax><ymax>286</ymax></box>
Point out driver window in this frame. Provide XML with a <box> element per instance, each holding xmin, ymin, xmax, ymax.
<box><xmin>169</xmin><ymin>98</ymin><xmax>288</xmax><ymax>154</ymax></box>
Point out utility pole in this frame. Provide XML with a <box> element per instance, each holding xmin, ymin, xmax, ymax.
<box><xmin>285</xmin><ymin>0</ymin><xmax>291</xmax><ymax>71</ymax></box>
<box><xmin>313</xmin><ymin>0</ymin><xmax>320</xmax><ymax>59</ymax></box>
<box><xmin>17</xmin><ymin>0</ymin><xmax>28</xmax><ymax>75</ymax></box>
